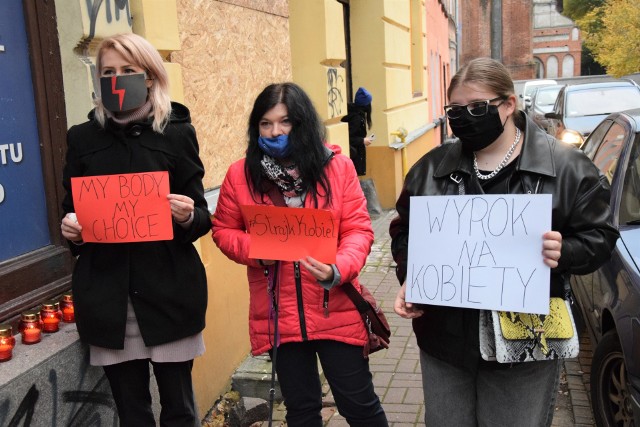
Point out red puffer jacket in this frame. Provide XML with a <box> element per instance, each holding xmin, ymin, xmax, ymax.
<box><xmin>212</xmin><ymin>146</ymin><xmax>373</xmax><ymax>355</ymax></box>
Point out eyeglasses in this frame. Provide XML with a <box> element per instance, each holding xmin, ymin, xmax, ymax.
<box><xmin>444</xmin><ymin>96</ymin><xmax>505</xmax><ymax>119</ymax></box>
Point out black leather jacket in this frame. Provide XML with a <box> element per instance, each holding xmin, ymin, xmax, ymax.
<box><xmin>389</xmin><ymin>112</ymin><xmax>619</xmax><ymax>368</ymax></box>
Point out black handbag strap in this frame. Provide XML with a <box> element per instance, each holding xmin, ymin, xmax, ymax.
<box><xmin>341</xmin><ymin>282</ymin><xmax>370</xmax><ymax>313</ymax></box>
<box><xmin>263</xmin><ymin>183</ymin><xmax>284</xmax><ymax>427</ymax></box>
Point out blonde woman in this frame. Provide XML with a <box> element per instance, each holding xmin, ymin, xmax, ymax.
<box><xmin>60</xmin><ymin>33</ymin><xmax>210</xmax><ymax>426</ymax></box>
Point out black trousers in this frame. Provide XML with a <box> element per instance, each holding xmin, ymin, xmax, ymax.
<box><xmin>103</xmin><ymin>359</ymin><xmax>199</xmax><ymax>427</ymax></box>
<box><xmin>274</xmin><ymin>340</ymin><xmax>388</xmax><ymax>427</ymax></box>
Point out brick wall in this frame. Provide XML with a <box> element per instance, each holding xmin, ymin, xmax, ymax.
<box><xmin>533</xmin><ymin>26</ymin><xmax>582</xmax><ymax>78</ymax></box>
<box><xmin>460</xmin><ymin>0</ymin><xmax>535</xmax><ymax>80</ymax></box>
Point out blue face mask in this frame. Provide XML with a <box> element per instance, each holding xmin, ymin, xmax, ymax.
<box><xmin>258</xmin><ymin>134</ymin><xmax>292</xmax><ymax>159</ymax></box>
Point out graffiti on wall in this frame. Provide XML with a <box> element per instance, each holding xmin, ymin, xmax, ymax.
<box><xmin>85</xmin><ymin>0</ymin><xmax>132</xmax><ymax>40</ymax></box>
<box><xmin>0</xmin><ymin>365</ymin><xmax>117</xmax><ymax>427</ymax></box>
<box><xmin>327</xmin><ymin>68</ymin><xmax>344</xmax><ymax>118</ymax></box>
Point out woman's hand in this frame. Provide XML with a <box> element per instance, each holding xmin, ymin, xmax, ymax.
<box><xmin>394</xmin><ymin>282</ymin><xmax>424</xmax><ymax>319</ymax></box>
<box><xmin>61</xmin><ymin>213</ymin><xmax>83</xmax><ymax>242</ymax></box>
<box><xmin>299</xmin><ymin>256</ymin><xmax>334</xmax><ymax>282</ymax></box>
<box><xmin>167</xmin><ymin>194</ymin><xmax>194</xmax><ymax>223</ymax></box>
<box><xmin>542</xmin><ymin>230</ymin><xmax>562</xmax><ymax>268</ymax></box>
<box><xmin>363</xmin><ymin>137</ymin><xmax>373</xmax><ymax>147</ymax></box>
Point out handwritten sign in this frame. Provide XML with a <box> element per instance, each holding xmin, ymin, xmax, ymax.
<box><xmin>407</xmin><ymin>194</ymin><xmax>552</xmax><ymax>314</ymax></box>
<box><xmin>71</xmin><ymin>172</ymin><xmax>173</xmax><ymax>243</ymax></box>
<box><xmin>241</xmin><ymin>205</ymin><xmax>338</xmax><ymax>263</ymax></box>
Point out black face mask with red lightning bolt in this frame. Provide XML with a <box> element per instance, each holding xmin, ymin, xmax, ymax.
<box><xmin>100</xmin><ymin>73</ymin><xmax>148</xmax><ymax>113</ymax></box>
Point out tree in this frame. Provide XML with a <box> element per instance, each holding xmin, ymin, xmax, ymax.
<box><xmin>581</xmin><ymin>45</ymin><xmax>606</xmax><ymax>75</ymax></box>
<box><xmin>581</xmin><ymin>0</ymin><xmax>640</xmax><ymax>77</ymax></box>
<box><xmin>563</xmin><ymin>0</ymin><xmax>604</xmax><ymax>20</ymax></box>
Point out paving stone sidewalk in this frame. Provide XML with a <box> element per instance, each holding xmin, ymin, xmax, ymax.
<box><xmin>266</xmin><ymin>209</ymin><xmax>595</xmax><ymax>426</ymax></box>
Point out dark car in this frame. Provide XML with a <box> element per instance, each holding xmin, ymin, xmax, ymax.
<box><xmin>570</xmin><ymin>108</ymin><xmax>640</xmax><ymax>426</ymax></box>
<box><xmin>545</xmin><ymin>81</ymin><xmax>640</xmax><ymax>147</ymax></box>
<box><xmin>528</xmin><ymin>84</ymin><xmax>564</xmax><ymax>132</ymax></box>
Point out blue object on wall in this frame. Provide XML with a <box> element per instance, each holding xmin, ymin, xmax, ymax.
<box><xmin>0</xmin><ymin>0</ymin><xmax>51</xmax><ymax>261</ymax></box>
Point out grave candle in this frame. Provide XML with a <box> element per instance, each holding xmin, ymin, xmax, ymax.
<box><xmin>0</xmin><ymin>324</ymin><xmax>16</xmax><ymax>362</ymax></box>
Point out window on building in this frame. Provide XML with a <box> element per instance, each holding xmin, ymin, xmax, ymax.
<box><xmin>547</xmin><ymin>55</ymin><xmax>558</xmax><ymax>78</ymax></box>
<box><xmin>534</xmin><ymin>57</ymin><xmax>545</xmax><ymax>78</ymax></box>
<box><xmin>562</xmin><ymin>55</ymin><xmax>574</xmax><ymax>77</ymax></box>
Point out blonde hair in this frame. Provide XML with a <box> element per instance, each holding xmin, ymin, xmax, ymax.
<box><xmin>94</xmin><ymin>33</ymin><xmax>171</xmax><ymax>133</ymax></box>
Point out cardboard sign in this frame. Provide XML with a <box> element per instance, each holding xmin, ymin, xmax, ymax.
<box><xmin>241</xmin><ymin>205</ymin><xmax>338</xmax><ymax>263</ymax></box>
<box><xmin>71</xmin><ymin>172</ymin><xmax>173</xmax><ymax>243</ymax></box>
<box><xmin>407</xmin><ymin>194</ymin><xmax>552</xmax><ymax>314</ymax></box>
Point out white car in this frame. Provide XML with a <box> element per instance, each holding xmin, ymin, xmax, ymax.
<box><xmin>520</xmin><ymin>79</ymin><xmax>558</xmax><ymax>111</ymax></box>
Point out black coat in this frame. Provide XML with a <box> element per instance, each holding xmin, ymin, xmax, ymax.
<box><xmin>389</xmin><ymin>112</ymin><xmax>619</xmax><ymax>369</ymax></box>
<box><xmin>341</xmin><ymin>104</ymin><xmax>368</xmax><ymax>175</ymax></box>
<box><xmin>62</xmin><ymin>102</ymin><xmax>211</xmax><ymax>349</ymax></box>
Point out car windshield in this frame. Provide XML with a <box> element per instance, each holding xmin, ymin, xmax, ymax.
<box><xmin>535</xmin><ymin>88</ymin><xmax>561</xmax><ymax>107</ymax></box>
<box><xmin>566</xmin><ymin>86</ymin><xmax>640</xmax><ymax>117</ymax></box>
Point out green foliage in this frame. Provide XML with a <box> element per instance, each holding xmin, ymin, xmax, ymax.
<box><xmin>581</xmin><ymin>45</ymin><xmax>606</xmax><ymax>75</ymax></box>
<box><xmin>563</xmin><ymin>0</ymin><xmax>604</xmax><ymax>20</ymax></box>
<box><xmin>582</xmin><ymin>0</ymin><xmax>640</xmax><ymax>77</ymax></box>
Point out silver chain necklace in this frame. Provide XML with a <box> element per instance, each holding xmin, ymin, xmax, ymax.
<box><xmin>473</xmin><ymin>127</ymin><xmax>521</xmax><ymax>180</ymax></box>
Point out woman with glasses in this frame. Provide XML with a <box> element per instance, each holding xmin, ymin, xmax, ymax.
<box><xmin>389</xmin><ymin>58</ymin><xmax>618</xmax><ymax>426</ymax></box>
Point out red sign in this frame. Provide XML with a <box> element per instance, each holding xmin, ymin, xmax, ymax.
<box><xmin>241</xmin><ymin>205</ymin><xmax>338</xmax><ymax>263</ymax></box>
<box><xmin>71</xmin><ymin>172</ymin><xmax>173</xmax><ymax>243</ymax></box>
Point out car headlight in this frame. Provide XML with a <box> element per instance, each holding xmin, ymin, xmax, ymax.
<box><xmin>558</xmin><ymin>129</ymin><xmax>584</xmax><ymax>147</ymax></box>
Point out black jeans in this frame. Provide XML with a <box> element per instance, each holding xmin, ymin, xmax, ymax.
<box><xmin>274</xmin><ymin>340</ymin><xmax>388</xmax><ymax>427</ymax></box>
<box><xmin>103</xmin><ymin>359</ymin><xmax>199</xmax><ymax>427</ymax></box>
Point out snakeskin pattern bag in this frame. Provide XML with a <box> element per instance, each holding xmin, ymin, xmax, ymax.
<box><xmin>479</xmin><ymin>297</ymin><xmax>579</xmax><ymax>363</ymax></box>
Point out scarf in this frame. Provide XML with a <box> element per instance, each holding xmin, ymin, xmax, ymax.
<box><xmin>106</xmin><ymin>100</ymin><xmax>153</xmax><ymax>127</ymax></box>
<box><xmin>260</xmin><ymin>155</ymin><xmax>305</xmax><ymax>199</ymax></box>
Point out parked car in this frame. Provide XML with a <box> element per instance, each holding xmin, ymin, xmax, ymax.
<box><xmin>570</xmin><ymin>108</ymin><xmax>640</xmax><ymax>427</ymax></box>
<box><xmin>528</xmin><ymin>84</ymin><xmax>564</xmax><ymax>132</ymax></box>
<box><xmin>520</xmin><ymin>79</ymin><xmax>557</xmax><ymax>111</ymax></box>
<box><xmin>545</xmin><ymin>81</ymin><xmax>640</xmax><ymax>147</ymax></box>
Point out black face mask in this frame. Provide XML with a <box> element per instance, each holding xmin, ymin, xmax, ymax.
<box><xmin>449</xmin><ymin>105</ymin><xmax>505</xmax><ymax>152</ymax></box>
<box><xmin>100</xmin><ymin>73</ymin><xmax>148</xmax><ymax>113</ymax></box>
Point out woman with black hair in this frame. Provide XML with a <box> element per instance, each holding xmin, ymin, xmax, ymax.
<box><xmin>341</xmin><ymin>87</ymin><xmax>373</xmax><ymax>176</ymax></box>
<box><xmin>212</xmin><ymin>82</ymin><xmax>387</xmax><ymax>427</ymax></box>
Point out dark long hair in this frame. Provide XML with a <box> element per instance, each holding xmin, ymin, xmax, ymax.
<box><xmin>245</xmin><ymin>82</ymin><xmax>331</xmax><ymax>207</ymax></box>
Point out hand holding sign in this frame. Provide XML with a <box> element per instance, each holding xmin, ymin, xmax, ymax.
<box><xmin>71</xmin><ymin>171</ymin><xmax>173</xmax><ymax>243</ymax></box>
<box><xmin>407</xmin><ymin>194</ymin><xmax>552</xmax><ymax>314</ymax></box>
<box><xmin>241</xmin><ymin>205</ymin><xmax>338</xmax><ymax>263</ymax></box>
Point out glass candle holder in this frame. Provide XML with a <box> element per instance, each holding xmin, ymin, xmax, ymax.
<box><xmin>19</xmin><ymin>311</ymin><xmax>43</xmax><ymax>344</ymax></box>
<box><xmin>40</xmin><ymin>302</ymin><xmax>61</xmax><ymax>333</ymax></box>
<box><xmin>0</xmin><ymin>324</ymin><xmax>16</xmax><ymax>362</ymax></box>
<box><xmin>60</xmin><ymin>293</ymin><xmax>75</xmax><ymax>323</ymax></box>
<box><xmin>52</xmin><ymin>301</ymin><xmax>63</xmax><ymax>321</ymax></box>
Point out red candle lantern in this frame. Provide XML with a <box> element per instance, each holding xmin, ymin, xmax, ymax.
<box><xmin>19</xmin><ymin>311</ymin><xmax>43</xmax><ymax>344</ymax></box>
<box><xmin>40</xmin><ymin>301</ymin><xmax>61</xmax><ymax>333</ymax></box>
<box><xmin>0</xmin><ymin>324</ymin><xmax>16</xmax><ymax>362</ymax></box>
<box><xmin>60</xmin><ymin>293</ymin><xmax>75</xmax><ymax>323</ymax></box>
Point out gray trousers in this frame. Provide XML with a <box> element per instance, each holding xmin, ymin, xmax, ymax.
<box><xmin>420</xmin><ymin>349</ymin><xmax>561</xmax><ymax>426</ymax></box>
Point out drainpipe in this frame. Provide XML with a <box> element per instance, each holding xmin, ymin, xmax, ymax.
<box><xmin>491</xmin><ymin>0</ymin><xmax>502</xmax><ymax>61</ymax></box>
<box><xmin>390</xmin><ymin>128</ymin><xmax>409</xmax><ymax>177</ymax></box>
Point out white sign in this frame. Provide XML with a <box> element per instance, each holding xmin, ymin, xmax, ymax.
<box><xmin>407</xmin><ymin>194</ymin><xmax>552</xmax><ymax>314</ymax></box>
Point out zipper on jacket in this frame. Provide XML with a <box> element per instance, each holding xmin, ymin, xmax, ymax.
<box><xmin>323</xmin><ymin>290</ymin><xmax>329</xmax><ymax>318</ymax></box>
<box><xmin>294</xmin><ymin>262</ymin><xmax>308</xmax><ymax>340</ymax></box>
